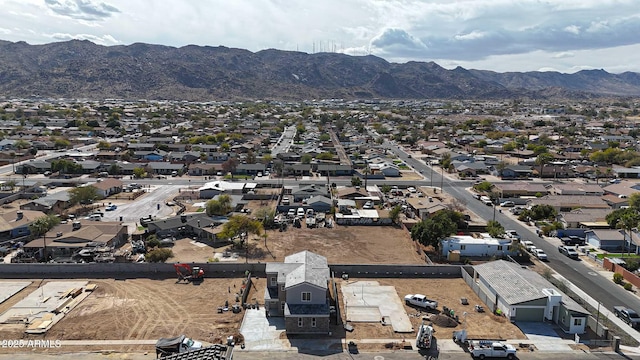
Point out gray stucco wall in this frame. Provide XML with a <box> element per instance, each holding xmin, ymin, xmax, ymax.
<box><xmin>285</xmin><ymin>316</ymin><xmax>330</xmax><ymax>335</ymax></box>
<box><xmin>286</xmin><ymin>283</ymin><xmax>326</xmax><ymax>305</ymax></box>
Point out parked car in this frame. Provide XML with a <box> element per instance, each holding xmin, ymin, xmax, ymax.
<box><xmin>296</xmin><ymin>207</ymin><xmax>305</xmax><ymax>217</ymax></box>
<box><xmin>505</xmin><ymin>230</ymin><xmax>521</xmax><ymax>240</ymax></box>
<box><xmin>558</xmin><ymin>245</ymin><xmax>579</xmax><ymax>259</ymax></box>
<box><xmin>521</xmin><ymin>240</ymin><xmax>534</xmax><ymax>251</ymax></box>
<box><xmin>500</xmin><ymin>201</ymin><xmax>515</xmax><ymax>207</ymax></box>
<box><xmin>363</xmin><ymin>201</ymin><xmax>374</xmax><ymax>209</ymax></box>
<box><xmin>105</xmin><ymin>204</ymin><xmax>117</xmax><ymax>211</ymax></box>
<box><xmin>614</xmin><ymin>306</ymin><xmax>640</xmax><ymax>328</ymax></box>
<box><xmin>533</xmin><ymin>248</ymin><xmax>548</xmax><ymax>261</ymax></box>
<box><xmin>404</xmin><ymin>294</ymin><xmax>438</xmax><ymax>310</ymax></box>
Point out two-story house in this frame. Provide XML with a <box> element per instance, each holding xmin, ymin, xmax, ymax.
<box><xmin>264</xmin><ymin>251</ymin><xmax>331</xmax><ymax>335</ymax></box>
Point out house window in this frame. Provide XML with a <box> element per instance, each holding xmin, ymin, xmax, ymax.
<box><xmin>573</xmin><ymin>318</ymin><xmax>582</xmax><ymax>326</ymax></box>
<box><xmin>270</xmin><ymin>277</ymin><xmax>276</xmax><ymax>286</ymax></box>
<box><xmin>497</xmin><ymin>246</ymin><xmax>503</xmax><ymax>250</ymax></box>
<box><xmin>302</xmin><ymin>292</ymin><xmax>311</xmax><ymax>302</ymax></box>
<box><xmin>311</xmin><ymin>318</ymin><xmax>317</xmax><ymax>327</ymax></box>
<box><xmin>460</xmin><ymin>245</ymin><xmax>466</xmax><ymax>250</ymax></box>
<box><xmin>281</xmin><ymin>285</ymin><xmax>285</xmax><ymax>292</ymax></box>
<box><xmin>298</xmin><ymin>318</ymin><xmax>303</xmax><ymax>327</ymax></box>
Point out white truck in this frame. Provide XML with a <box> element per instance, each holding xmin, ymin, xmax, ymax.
<box><xmin>404</xmin><ymin>294</ymin><xmax>438</xmax><ymax>310</ymax></box>
<box><xmin>469</xmin><ymin>340</ymin><xmax>517</xmax><ymax>359</ymax></box>
<box><xmin>155</xmin><ymin>335</ymin><xmax>202</xmax><ymax>358</ymax></box>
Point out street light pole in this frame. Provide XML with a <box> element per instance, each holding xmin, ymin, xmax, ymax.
<box><xmin>440</xmin><ymin>165</ymin><xmax>444</xmax><ymax>192</ymax></box>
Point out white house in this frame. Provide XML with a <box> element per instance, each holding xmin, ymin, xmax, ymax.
<box><xmin>198</xmin><ymin>180</ymin><xmax>251</xmax><ymax>199</ymax></box>
<box><xmin>440</xmin><ymin>235</ymin><xmax>517</xmax><ymax>258</ymax></box>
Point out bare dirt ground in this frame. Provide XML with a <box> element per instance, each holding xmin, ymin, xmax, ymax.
<box><xmin>0</xmin><ymin>277</ymin><xmax>265</xmax><ymax>354</ymax></box>
<box><xmin>246</xmin><ymin>224</ymin><xmax>425</xmax><ymax>264</ymax></box>
<box><xmin>337</xmin><ymin>277</ymin><xmax>525</xmax><ymax>351</ymax></box>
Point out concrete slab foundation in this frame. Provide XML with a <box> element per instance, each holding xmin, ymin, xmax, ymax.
<box><xmin>341</xmin><ymin>280</ymin><xmax>413</xmax><ymax>333</ymax></box>
<box><xmin>0</xmin><ymin>281</ymin><xmax>31</xmax><ymax>305</ymax></box>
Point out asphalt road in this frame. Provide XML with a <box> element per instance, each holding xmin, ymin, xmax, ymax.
<box><xmin>271</xmin><ymin>125</ymin><xmax>296</xmax><ymax>155</ymax></box>
<box><xmin>99</xmin><ymin>185</ymin><xmax>179</xmax><ymax>223</ymax></box>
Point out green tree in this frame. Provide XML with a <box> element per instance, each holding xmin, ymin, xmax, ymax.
<box><xmin>68</xmin><ymin>185</ymin><xmax>101</xmax><ymax>206</ymax></box>
<box><xmin>380</xmin><ymin>184</ymin><xmax>392</xmax><ymax>194</ymax></box>
<box><xmin>28</xmin><ymin>214</ymin><xmax>61</xmax><ymax>237</ymax></box>
<box><xmin>133</xmin><ymin>167</ymin><xmax>146</xmax><ymax>179</ymax></box>
<box><xmin>319</xmin><ymin>133</ymin><xmax>331</xmax><ymax>142</ymax></box>
<box><xmin>221</xmin><ymin>158</ymin><xmax>238</xmax><ymax>178</ymax></box>
<box><xmin>519</xmin><ymin>204</ymin><xmax>557</xmax><ymax>222</ymax></box>
<box><xmin>389</xmin><ymin>205</ymin><xmax>402</xmax><ymax>225</ymax></box>
<box><xmin>486</xmin><ymin>220</ymin><xmax>505</xmax><ymax>238</ymax></box>
<box><xmin>316</xmin><ymin>152</ymin><xmax>334</xmax><ymax>160</ymax></box>
<box><xmin>108</xmin><ymin>163</ymin><xmax>122</xmax><ymax>175</ymax></box>
<box><xmin>535</xmin><ymin>152</ymin><xmax>554</xmax><ymax>178</ymax></box>
<box><xmin>51</xmin><ymin>159</ymin><xmax>82</xmax><ymax>174</ymax></box>
<box><xmin>53</xmin><ymin>138</ymin><xmax>71</xmax><ymax>149</ymax></box>
<box><xmin>410</xmin><ymin>210</ymin><xmax>460</xmax><ymax>253</ymax></box>
<box><xmin>206</xmin><ymin>194</ymin><xmax>233</xmax><ymax>216</ymax></box>
<box><xmin>301</xmin><ymin>154</ymin><xmax>313</xmax><ymax>164</ymax></box>
<box><xmin>145</xmin><ymin>248</ymin><xmax>174</xmax><ymax>263</ymax></box>
<box><xmin>97</xmin><ymin>141</ymin><xmax>111</xmax><ymax>150</ymax></box>
<box><xmin>14</xmin><ymin>139</ymin><xmax>30</xmax><ymax>150</ymax></box>
<box><xmin>473</xmin><ymin>181</ymin><xmax>493</xmax><ymax>193</ymax></box>
<box><xmin>218</xmin><ymin>215</ymin><xmax>264</xmax><ymax>242</ymax></box>
<box><xmin>351</xmin><ymin>176</ymin><xmax>362</xmax><ymax>187</ymax></box>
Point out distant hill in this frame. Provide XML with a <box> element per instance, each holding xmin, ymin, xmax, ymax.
<box><xmin>0</xmin><ymin>40</ymin><xmax>639</xmax><ymax>101</ymax></box>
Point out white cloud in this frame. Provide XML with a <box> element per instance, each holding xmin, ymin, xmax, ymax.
<box><xmin>454</xmin><ymin>31</ymin><xmax>487</xmax><ymax>41</ymax></box>
<box><xmin>564</xmin><ymin>25</ymin><xmax>580</xmax><ymax>35</ymax></box>
<box><xmin>552</xmin><ymin>52</ymin><xmax>575</xmax><ymax>59</ymax></box>
<box><xmin>0</xmin><ymin>28</ymin><xmax>11</xmax><ymax>35</ymax></box>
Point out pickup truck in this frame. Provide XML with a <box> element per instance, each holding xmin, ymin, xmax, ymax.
<box><xmin>155</xmin><ymin>335</ymin><xmax>202</xmax><ymax>357</ymax></box>
<box><xmin>469</xmin><ymin>340</ymin><xmax>517</xmax><ymax>359</ymax></box>
<box><xmin>404</xmin><ymin>294</ymin><xmax>438</xmax><ymax>310</ymax></box>
<box><xmin>614</xmin><ymin>306</ymin><xmax>640</xmax><ymax>328</ymax></box>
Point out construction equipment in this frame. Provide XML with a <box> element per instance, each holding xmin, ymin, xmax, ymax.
<box><xmin>415</xmin><ymin>321</ymin><xmax>434</xmax><ymax>349</ymax></box>
<box><xmin>174</xmin><ymin>263</ymin><xmax>204</xmax><ymax>283</ymax></box>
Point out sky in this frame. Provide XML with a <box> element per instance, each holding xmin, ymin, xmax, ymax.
<box><xmin>2</xmin><ymin>0</ymin><xmax>640</xmax><ymax>74</ymax></box>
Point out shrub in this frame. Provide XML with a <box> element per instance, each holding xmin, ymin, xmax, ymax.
<box><xmin>145</xmin><ymin>235</ymin><xmax>160</xmax><ymax>248</ymax></box>
<box><xmin>613</xmin><ymin>272</ymin><xmax>624</xmax><ymax>284</ymax></box>
<box><xmin>145</xmin><ymin>248</ymin><xmax>173</xmax><ymax>263</ymax></box>
<box><xmin>624</xmin><ymin>282</ymin><xmax>633</xmax><ymax>291</ymax></box>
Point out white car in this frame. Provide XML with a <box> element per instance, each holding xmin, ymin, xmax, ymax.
<box><xmin>296</xmin><ymin>207</ymin><xmax>305</xmax><ymax>217</ymax></box>
<box><xmin>363</xmin><ymin>201</ymin><xmax>374</xmax><ymax>209</ymax></box>
<box><xmin>534</xmin><ymin>249</ymin><xmax>548</xmax><ymax>261</ymax></box>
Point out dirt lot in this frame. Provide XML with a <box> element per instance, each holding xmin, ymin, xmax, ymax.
<box><xmin>0</xmin><ymin>277</ymin><xmax>266</xmax><ymax>353</ymax></box>
<box><xmin>244</xmin><ymin>224</ymin><xmax>425</xmax><ymax>264</ymax></box>
<box><xmin>336</xmin><ymin>277</ymin><xmax>525</xmax><ymax>351</ymax></box>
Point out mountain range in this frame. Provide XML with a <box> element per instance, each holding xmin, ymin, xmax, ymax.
<box><xmin>1</xmin><ymin>40</ymin><xmax>639</xmax><ymax>101</ymax></box>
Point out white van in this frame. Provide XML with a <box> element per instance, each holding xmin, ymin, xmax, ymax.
<box><xmin>86</xmin><ymin>214</ymin><xmax>102</xmax><ymax>221</ymax></box>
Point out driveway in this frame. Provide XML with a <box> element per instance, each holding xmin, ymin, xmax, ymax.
<box><xmin>516</xmin><ymin>322</ymin><xmax>575</xmax><ymax>352</ymax></box>
<box><xmin>240</xmin><ymin>308</ymin><xmax>290</xmax><ymax>351</ymax></box>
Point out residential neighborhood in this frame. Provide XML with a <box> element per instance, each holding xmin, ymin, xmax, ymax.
<box><xmin>1</xmin><ymin>97</ymin><xmax>640</xmax><ymax>358</ymax></box>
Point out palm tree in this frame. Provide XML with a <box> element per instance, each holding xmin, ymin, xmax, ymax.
<box><xmin>620</xmin><ymin>211</ymin><xmax>640</xmax><ymax>256</ymax></box>
<box><xmin>535</xmin><ymin>153</ymin><xmax>554</xmax><ymax>179</ymax></box>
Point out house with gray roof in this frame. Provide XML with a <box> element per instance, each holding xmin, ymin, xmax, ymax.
<box><xmin>469</xmin><ymin>260</ymin><xmax>589</xmax><ymax>334</ymax></box>
<box><xmin>264</xmin><ymin>251</ymin><xmax>331</xmax><ymax>335</ymax></box>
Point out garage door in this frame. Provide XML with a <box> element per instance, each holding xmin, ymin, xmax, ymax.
<box><xmin>514</xmin><ymin>308</ymin><xmax>545</xmax><ymax>322</ymax></box>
